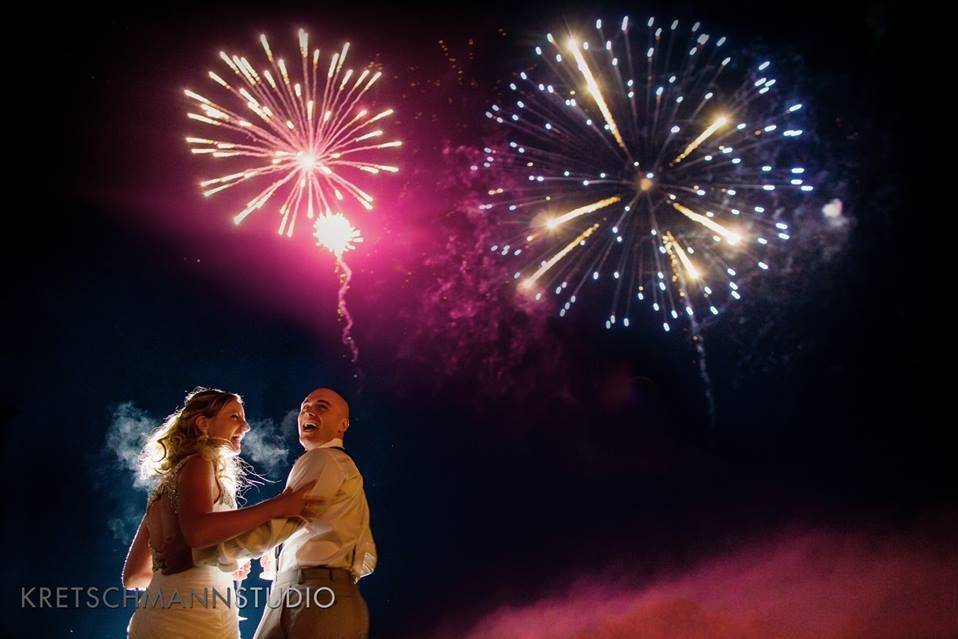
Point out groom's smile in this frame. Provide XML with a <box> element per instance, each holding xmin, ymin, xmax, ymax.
<box><xmin>298</xmin><ymin>398</ymin><xmax>330</xmax><ymax>444</ymax></box>
<box><xmin>297</xmin><ymin>388</ymin><xmax>350</xmax><ymax>450</ymax></box>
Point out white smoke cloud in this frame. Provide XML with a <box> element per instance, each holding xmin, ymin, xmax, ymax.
<box><xmin>102</xmin><ymin>402</ymin><xmax>296</xmax><ymax>542</ymax></box>
<box><xmin>822</xmin><ymin>197</ymin><xmax>848</xmax><ymax>229</ymax></box>
<box><xmin>107</xmin><ymin>502</ymin><xmax>144</xmax><ymax>544</ymax></box>
<box><xmin>104</xmin><ymin>402</ymin><xmax>296</xmax><ymax>482</ymax></box>
<box><xmin>105</xmin><ymin>401</ymin><xmax>157</xmax><ymax>489</ymax></box>
<box><xmin>243</xmin><ymin>410</ymin><xmax>297</xmax><ymax>479</ymax></box>
<box><xmin>101</xmin><ymin>402</ymin><xmax>158</xmax><ymax>543</ymax></box>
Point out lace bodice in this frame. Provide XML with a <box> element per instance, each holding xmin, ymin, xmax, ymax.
<box><xmin>145</xmin><ymin>455</ymin><xmax>236</xmax><ymax>573</ymax></box>
<box><xmin>146</xmin><ymin>456</ymin><xmax>237</xmax><ymax>513</ymax></box>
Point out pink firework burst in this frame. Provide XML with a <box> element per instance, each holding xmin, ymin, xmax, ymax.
<box><xmin>185</xmin><ymin>29</ymin><xmax>401</xmax><ymax>237</ymax></box>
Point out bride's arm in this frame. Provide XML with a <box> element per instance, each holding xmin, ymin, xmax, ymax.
<box><xmin>177</xmin><ymin>455</ymin><xmax>318</xmax><ymax>549</ymax></box>
<box><xmin>122</xmin><ymin>516</ymin><xmax>152</xmax><ymax>589</ymax></box>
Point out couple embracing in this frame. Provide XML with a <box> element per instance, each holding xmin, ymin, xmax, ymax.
<box><xmin>122</xmin><ymin>386</ymin><xmax>376</xmax><ymax>639</ymax></box>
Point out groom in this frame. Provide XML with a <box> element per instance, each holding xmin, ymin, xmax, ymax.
<box><xmin>256</xmin><ymin>387</ymin><xmax>377</xmax><ymax>639</ymax></box>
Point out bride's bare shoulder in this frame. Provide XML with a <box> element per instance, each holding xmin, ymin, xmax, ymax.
<box><xmin>177</xmin><ymin>454</ymin><xmax>224</xmax><ymax>505</ymax></box>
<box><xmin>178</xmin><ymin>453</ymin><xmax>216</xmax><ymax>483</ymax></box>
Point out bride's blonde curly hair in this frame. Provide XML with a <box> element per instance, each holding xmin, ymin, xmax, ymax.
<box><xmin>137</xmin><ymin>387</ymin><xmax>248</xmax><ymax>502</ymax></box>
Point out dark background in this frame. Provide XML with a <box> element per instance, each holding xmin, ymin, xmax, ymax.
<box><xmin>2</xmin><ymin>1</ymin><xmax>947</xmax><ymax>637</ymax></box>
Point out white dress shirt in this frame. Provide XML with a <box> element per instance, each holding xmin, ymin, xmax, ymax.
<box><xmin>193</xmin><ymin>515</ymin><xmax>301</xmax><ymax>573</ymax></box>
<box><xmin>277</xmin><ymin>438</ymin><xmax>377</xmax><ymax>581</ymax></box>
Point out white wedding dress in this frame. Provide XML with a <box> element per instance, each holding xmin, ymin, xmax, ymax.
<box><xmin>127</xmin><ymin>457</ymin><xmax>240</xmax><ymax>639</ymax></box>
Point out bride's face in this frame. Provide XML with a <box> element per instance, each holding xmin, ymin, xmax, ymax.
<box><xmin>200</xmin><ymin>399</ymin><xmax>249</xmax><ymax>453</ymax></box>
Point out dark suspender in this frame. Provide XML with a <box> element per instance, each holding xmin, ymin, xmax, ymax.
<box><xmin>326</xmin><ymin>446</ymin><xmax>358</xmax><ymax>569</ymax></box>
<box><xmin>329</xmin><ymin>445</ymin><xmax>351</xmax><ymax>458</ymax></box>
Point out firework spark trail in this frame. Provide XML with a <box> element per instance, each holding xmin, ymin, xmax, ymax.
<box><xmin>567</xmin><ymin>37</ymin><xmax>628</xmax><ymax>153</ymax></box>
<box><xmin>522</xmin><ymin>223</ymin><xmax>601</xmax><ymax>288</ymax></box>
<box><xmin>543</xmin><ymin>196</ymin><xmax>622</xmax><ymax>231</ymax></box>
<box><xmin>664</xmin><ymin>231</ymin><xmax>716</xmax><ymax>424</ymax></box>
<box><xmin>672</xmin><ymin>116</ymin><xmax>727</xmax><ymax>165</ymax></box>
<box><xmin>313</xmin><ymin>213</ymin><xmax>363</xmax><ymax>375</ymax></box>
<box><xmin>690</xmin><ymin>317</ymin><xmax>716</xmax><ymax>427</ymax></box>
<box><xmin>335</xmin><ymin>259</ymin><xmax>360</xmax><ymax>366</ymax></box>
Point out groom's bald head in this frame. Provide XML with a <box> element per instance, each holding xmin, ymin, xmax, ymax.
<box><xmin>297</xmin><ymin>387</ymin><xmax>350</xmax><ymax>450</ymax></box>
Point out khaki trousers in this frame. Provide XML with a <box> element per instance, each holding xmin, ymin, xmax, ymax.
<box><xmin>253</xmin><ymin>567</ymin><xmax>369</xmax><ymax>639</ymax></box>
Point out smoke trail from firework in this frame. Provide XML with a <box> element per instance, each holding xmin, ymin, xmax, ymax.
<box><xmin>313</xmin><ymin>213</ymin><xmax>362</xmax><ymax>371</ymax></box>
<box><xmin>335</xmin><ymin>260</ymin><xmax>359</xmax><ymax>366</ymax></box>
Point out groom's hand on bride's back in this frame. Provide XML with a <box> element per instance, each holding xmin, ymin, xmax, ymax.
<box><xmin>270</xmin><ymin>479</ymin><xmax>324</xmax><ymax>521</ymax></box>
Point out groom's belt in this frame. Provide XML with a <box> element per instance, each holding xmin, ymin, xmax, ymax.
<box><xmin>275</xmin><ymin>566</ymin><xmax>353</xmax><ymax>584</ymax></box>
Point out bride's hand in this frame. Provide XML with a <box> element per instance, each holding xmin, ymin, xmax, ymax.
<box><xmin>257</xmin><ymin>550</ymin><xmax>277</xmax><ymax>581</ymax></box>
<box><xmin>271</xmin><ymin>479</ymin><xmax>324</xmax><ymax>520</ymax></box>
<box><xmin>232</xmin><ymin>560</ymin><xmax>251</xmax><ymax>582</ymax></box>
<box><xmin>259</xmin><ymin>550</ymin><xmax>275</xmax><ymax>574</ymax></box>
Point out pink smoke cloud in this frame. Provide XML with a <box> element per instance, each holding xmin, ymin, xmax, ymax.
<box><xmin>370</xmin><ymin>141</ymin><xmax>573</xmax><ymax>404</ymax></box>
<box><xmin>442</xmin><ymin>528</ymin><xmax>958</xmax><ymax>639</ymax></box>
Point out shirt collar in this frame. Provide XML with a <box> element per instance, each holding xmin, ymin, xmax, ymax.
<box><xmin>319</xmin><ymin>437</ymin><xmax>344</xmax><ymax>449</ymax></box>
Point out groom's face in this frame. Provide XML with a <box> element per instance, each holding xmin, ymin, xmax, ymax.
<box><xmin>298</xmin><ymin>388</ymin><xmax>348</xmax><ymax>450</ymax></box>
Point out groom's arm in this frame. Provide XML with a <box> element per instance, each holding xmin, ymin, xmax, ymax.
<box><xmin>193</xmin><ymin>454</ymin><xmax>309</xmax><ymax>572</ymax></box>
<box><xmin>192</xmin><ymin>515</ymin><xmax>304</xmax><ymax>572</ymax></box>
<box><xmin>193</xmin><ymin>449</ymin><xmax>343</xmax><ymax>572</ymax></box>
<box><xmin>358</xmin><ymin>532</ymin><xmax>377</xmax><ymax>579</ymax></box>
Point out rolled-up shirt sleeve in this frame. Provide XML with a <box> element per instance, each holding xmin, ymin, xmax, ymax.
<box><xmin>192</xmin><ymin>516</ymin><xmax>303</xmax><ymax>573</ymax></box>
<box><xmin>357</xmin><ymin>528</ymin><xmax>377</xmax><ymax>579</ymax></box>
<box><xmin>195</xmin><ymin>449</ymin><xmax>359</xmax><ymax>574</ymax></box>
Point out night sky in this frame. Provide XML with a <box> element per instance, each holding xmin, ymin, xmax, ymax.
<box><xmin>3</xmin><ymin>1</ymin><xmax>952</xmax><ymax>638</ymax></box>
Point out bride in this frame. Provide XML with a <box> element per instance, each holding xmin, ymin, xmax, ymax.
<box><xmin>122</xmin><ymin>387</ymin><xmax>319</xmax><ymax>638</ymax></box>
